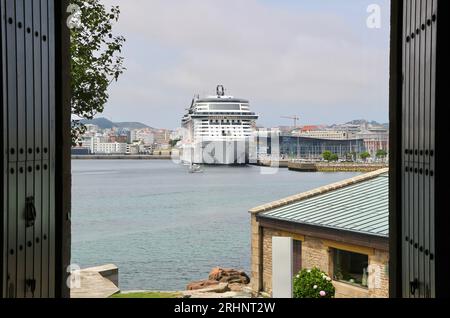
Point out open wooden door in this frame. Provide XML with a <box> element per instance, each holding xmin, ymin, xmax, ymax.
<box><xmin>392</xmin><ymin>0</ymin><xmax>450</xmax><ymax>298</ymax></box>
<box><xmin>1</xmin><ymin>0</ymin><xmax>70</xmax><ymax>298</ymax></box>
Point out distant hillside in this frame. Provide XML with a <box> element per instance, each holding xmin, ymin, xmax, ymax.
<box><xmin>114</xmin><ymin>122</ymin><xmax>151</xmax><ymax>129</ymax></box>
<box><xmin>338</xmin><ymin>119</ymin><xmax>389</xmax><ymax>127</ymax></box>
<box><xmin>80</xmin><ymin>118</ymin><xmax>115</xmax><ymax>129</ymax></box>
<box><xmin>80</xmin><ymin>117</ymin><xmax>152</xmax><ymax>130</ymax></box>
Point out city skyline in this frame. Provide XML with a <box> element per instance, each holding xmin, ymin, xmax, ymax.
<box><xmin>101</xmin><ymin>0</ymin><xmax>390</xmax><ymax>129</ymax></box>
<box><xmin>79</xmin><ymin>116</ymin><xmax>389</xmax><ymax>131</ymax></box>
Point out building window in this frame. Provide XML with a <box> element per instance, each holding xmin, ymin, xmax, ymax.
<box><xmin>332</xmin><ymin>249</ymin><xmax>368</xmax><ymax>288</ymax></box>
<box><xmin>293</xmin><ymin>240</ymin><xmax>302</xmax><ymax>274</ymax></box>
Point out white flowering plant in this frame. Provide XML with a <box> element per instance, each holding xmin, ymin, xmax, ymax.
<box><xmin>293</xmin><ymin>268</ymin><xmax>335</xmax><ymax>298</ymax></box>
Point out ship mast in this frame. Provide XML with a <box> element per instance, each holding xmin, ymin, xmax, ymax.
<box><xmin>216</xmin><ymin>85</ymin><xmax>225</xmax><ymax>97</ymax></box>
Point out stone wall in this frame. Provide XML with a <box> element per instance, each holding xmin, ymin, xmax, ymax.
<box><xmin>316</xmin><ymin>163</ymin><xmax>388</xmax><ymax>173</ymax></box>
<box><xmin>367</xmin><ymin>250</ymin><xmax>389</xmax><ymax>298</ymax></box>
<box><xmin>288</xmin><ymin>162</ymin><xmax>388</xmax><ymax>173</ymax></box>
<box><xmin>301</xmin><ymin>237</ymin><xmax>330</xmax><ymax>272</ymax></box>
<box><xmin>261</xmin><ymin>227</ymin><xmax>275</xmax><ymax>293</ymax></box>
<box><xmin>253</xmin><ymin>225</ymin><xmax>389</xmax><ymax>298</ymax></box>
<box><xmin>250</xmin><ymin>214</ymin><xmax>262</xmax><ymax>293</ymax></box>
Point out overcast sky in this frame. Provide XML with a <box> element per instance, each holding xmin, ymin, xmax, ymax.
<box><xmin>100</xmin><ymin>0</ymin><xmax>390</xmax><ymax>129</ymax></box>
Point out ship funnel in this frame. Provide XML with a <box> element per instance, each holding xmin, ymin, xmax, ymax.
<box><xmin>216</xmin><ymin>85</ymin><xmax>225</xmax><ymax>97</ymax></box>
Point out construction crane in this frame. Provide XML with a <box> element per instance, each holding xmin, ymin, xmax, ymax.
<box><xmin>281</xmin><ymin>116</ymin><xmax>300</xmax><ymax>128</ymax></box>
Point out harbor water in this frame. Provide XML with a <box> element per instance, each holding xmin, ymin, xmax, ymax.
<box><xmin>71</xmin><ymin>160</ymin><xmax>358</xmax><ymax>291</ymax></box>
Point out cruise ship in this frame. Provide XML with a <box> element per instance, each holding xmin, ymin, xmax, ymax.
<box><xmin>180</xmin><ymin>85</ymin><xmax>259</xmax><ymax>165</ymax></box>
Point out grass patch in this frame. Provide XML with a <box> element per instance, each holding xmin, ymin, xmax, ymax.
<box><xmin>111</xmin><ymin>292</ymin><xmax>182</xmax><ymax>299</ymax></box>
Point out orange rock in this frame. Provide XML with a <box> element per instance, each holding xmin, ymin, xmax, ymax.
<box><xmin>208</xmin><ymin>268</ymin><xmax>250</xmax><ymax>284</ymax></box>
<box><xmin>186</xmin><ymin>280</ymin><xmax>220</xmax><ymax>291</ymax></box>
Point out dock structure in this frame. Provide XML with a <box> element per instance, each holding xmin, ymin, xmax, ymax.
<box><xmin>256</xmin><ymin>159</ymin><xmax>289</xmax><ymax>168</ymax></box>
<box><xmin>288</xmin><ymin>162</ymin><xmax>388</xmax><ymax>173</ymax></box>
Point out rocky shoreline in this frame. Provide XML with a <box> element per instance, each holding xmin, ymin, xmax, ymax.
<box><xmin>181</xmin><ymin>268</ymin><xmax>253</xmax><ymax>298</ymax></box>
<box><xmin>119</xmin><ymin>268</ymin><xmax>256</xmax><ymax>299</ymax></box>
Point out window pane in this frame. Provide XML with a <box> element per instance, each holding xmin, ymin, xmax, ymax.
<box><xmin>333</xmin><ymin>249</ymin><xmax>369</xmax><ymax>287</ymax></box>
<box><xmin>209</xmin><ymin>104</ymin><xmax>241</xmax><ymax>110</ymax></box>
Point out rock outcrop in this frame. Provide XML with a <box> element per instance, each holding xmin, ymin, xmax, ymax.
<box><xmin>208</xmin><ymin>267</ymin><xmax>250</xmax><ymax>284</ymax></box>
<box><xmin>184</xmin><ymin>267</ymin><xmax>251</xmax><ymax>298</ymax></box>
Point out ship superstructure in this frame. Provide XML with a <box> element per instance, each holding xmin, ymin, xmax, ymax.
<box><xmin>180</xmin><ymin>85</ymin><xmax>258</xmax><ymax>164</ymax></box>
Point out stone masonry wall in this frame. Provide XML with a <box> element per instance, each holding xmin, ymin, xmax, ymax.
<box><xmin>368</xmin><ymin>249</ymin><xmax>389</xmax><ymax>298</ymax></box>
<box><xmin>250</xmin><ymin>214</ymin><xmax>261</xmax><ymax>293</ymax></box>
<box><xmin>301</xmin><ymin>236</ymin><xmax>330</xmax><ymax>273</ymax></box>
<box><xmin>256</xmin><ymin>225</ymin><xmax>389</xmax><ymax>298</ymax></box>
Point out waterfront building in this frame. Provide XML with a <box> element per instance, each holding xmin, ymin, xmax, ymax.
<box><xmin>180</xmin><ymin>85</ymin><xmax>259</xmax><ymax>164</ymax></box>
<box><xmin>93</xmin><ymin>142</ymin><xmax>128</xmax><ymax>154</ymax></box>
<box><xmin>356</xmin><ymin>129</ymin><xmax>389</xmax><ymax>157</ymax></box>
<box><xmin>153</xmin><ymin>129</ymin><xmax>171</xmax><ymax>146</ymax></box>
<box><xmin>249</xmin><ymin>169</ymin><xmax>389</xmax><ymax>298</ymax></box>
<box><xmin>128</xmin><ymin>130</ymin><xmax>137</xmax><ymax>143</ymax></box>
<box><xmin>108</xmin><ymin>135</ymin><xmax>128</xmax><ymax>144</ymax></box>
<box><xmin>295</xmin><ymin>129</ymin><xmax>357</xmax><ymax>140</ymax></box>
<box><xmin>136</xmin><ymin>130</ymin><xmax>155</xmax><ymax>146</ymax></box>
<box><xmin>126</xmin><ymin>144</ymin><xmax>140</xmax><ymax>155</ymax></box>
<box><xmin>258</xmin><ymin>134</ymin><xmax>365</xmax><ymax>160</ymax></box>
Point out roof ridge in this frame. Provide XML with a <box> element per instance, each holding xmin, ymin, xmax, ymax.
<box><xmin>249</xmin><ymin>168</ymin><xmax>389</xmax><ymax>214</ymax></box>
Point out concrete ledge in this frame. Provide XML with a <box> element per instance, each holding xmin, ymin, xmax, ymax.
<box><xmin>70</xmin><ymin>264</ymin><xmax>120</xmax><ymax>298</ymax></box>
<box><xmin>84</xmin><ymin>264</ymin><xmax>119</xmax><ymax>287</ymax></box>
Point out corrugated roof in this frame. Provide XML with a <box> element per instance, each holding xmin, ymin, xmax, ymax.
<box><xmin>259</xmin><ymin>172</ymin><xmax>389</xmax><ymax>238</ymax></box>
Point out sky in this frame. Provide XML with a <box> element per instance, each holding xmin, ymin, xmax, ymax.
<box><xmin>100</xmin><ymin>0</ymin><xmax>391</xmax><ymax>129</ymax></box>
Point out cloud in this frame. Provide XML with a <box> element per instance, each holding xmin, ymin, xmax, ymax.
<box><xmin>100</xmin><ymin>0</ymin><xmax>390</xmax><ymax>127</ymax></box>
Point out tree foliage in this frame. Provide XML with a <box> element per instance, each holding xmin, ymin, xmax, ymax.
<box><xmin>70</xmin><ymin>0</ymin><xmax>126</xmax><ymax>144</ymax></box>
<box><xmin>360</xmin><ymin>151</ymin><xmax>371</xmax><ymax>161</ymax></box>
<box><xmin>322</xmin><ymin>151</ymin><xmax>339</xmax><ymax>162</ymax></box>
<box><xmin>322</xmin><ymin>151</ymin><xmax>332</xmax><ymax>161</ymax></box>
<box><xmin>169</xmin><ymin>139</ymin><xmax>181</xmax><ymax>148</ymax></box>
<box><xmin>376</xmin><ymin>149</ymin><xmax>388</xmax><ymax>158</ymax></box>
<box><xmin>293</xmin><ymin>268</ymin><xmax>335</xmax><ymax>298</ymax></box>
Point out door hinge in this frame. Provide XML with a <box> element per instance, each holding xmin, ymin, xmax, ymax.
<box><xmin>25</xmin><ymin>197</ymin><xmax>37</xmax><ymax>228</ymax></box>
<box><xmin>410</xmin><ymin>278</ymin><xmax>419</xmax><ymax>296</ymax></box>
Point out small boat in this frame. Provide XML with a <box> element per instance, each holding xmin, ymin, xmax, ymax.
<box><xmin>188</xmin><ymin>164</ymin><xmax>204</xmax><ymax>173</ymax></box>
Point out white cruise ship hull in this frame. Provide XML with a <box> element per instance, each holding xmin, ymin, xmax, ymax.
<box><xmin>181</xmin><ymin>140</ymin><xmax>251</xmax><ymax>165</ymax></box>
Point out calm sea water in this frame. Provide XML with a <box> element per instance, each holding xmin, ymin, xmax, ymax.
<box><xmin>71</xmin><ymin>160</ymin><xmax>358</xmax><ymax>291</ymax></box>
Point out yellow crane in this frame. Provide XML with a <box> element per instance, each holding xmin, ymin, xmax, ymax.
<box><xmin>281</xmin><ymin>116</ymin><xmax>300</xmax><ymax>128</ymax></box>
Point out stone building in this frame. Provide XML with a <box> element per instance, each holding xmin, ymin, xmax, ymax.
<box><xmin>249</xmin><ymin>169</ymin><xmax>389</xmax><ymax>298</ymax></box>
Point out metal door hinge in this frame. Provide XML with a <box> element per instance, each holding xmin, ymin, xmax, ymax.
<box><xmin>410</xmin><ymin>278</ymin><xmax>419</xmax><ymax>296</ymax></box>
<box><xmin>25</xmin><ymin>197</ymin><xmax>37</xmax><ymax>227</ymax></box>
<box><xmin>26</xmin><ymin>279</ymin><xmax>36</xmax><ymax>297</ymax></box>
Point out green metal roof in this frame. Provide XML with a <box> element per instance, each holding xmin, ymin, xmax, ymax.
<box><xmin>260</xmin><ymin>173</ymin><xmax>389</xmax><ymax>238</ymax></box>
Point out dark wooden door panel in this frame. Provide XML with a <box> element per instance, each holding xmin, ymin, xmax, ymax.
<box><xmin>1</xmin><ymin>0</ymin><xmax>56</xmax><ymax>298</ymax></box>
<box><xmin>402</xmin><ymin>0</ymin><xmax>437</xmax><ymax>298</ymax></box>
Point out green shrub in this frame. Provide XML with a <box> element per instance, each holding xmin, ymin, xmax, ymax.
<box><xmin>293</xmin><ymin>268</ymin><xmax>335</xmax><ymax>298</ymax></box>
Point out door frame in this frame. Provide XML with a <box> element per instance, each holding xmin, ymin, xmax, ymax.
<box><xmin>54</xmin><ymin>0</ymin><xmax>71</xmax><ymax>298</ymax></box>
<box><xmin>5</xmin><ymin>0</ymin><xmax>448</xmax><ymax>298</ymax></box>
<box><xmin>388</xmin><ymin>0</ymin><xmax>403</xmax><ymax>299</ymax></box>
